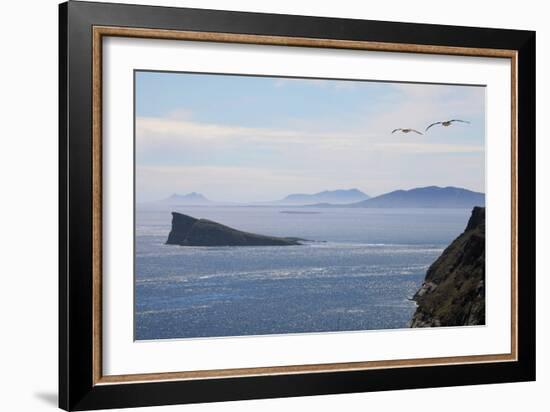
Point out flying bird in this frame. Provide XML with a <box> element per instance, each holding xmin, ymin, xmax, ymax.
<box><xmin>391</xmin><ymin>128</ymin><xmax>423</xmax><ymax>135</ymax></box>
<box><xmin>425</xmin><ymin>119</ymin><xmax>470</xmax><ymax>132</ymax></box>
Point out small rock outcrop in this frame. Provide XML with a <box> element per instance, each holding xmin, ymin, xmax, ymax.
<box><xmin>410</xmin><ymin>207</ymin><xmax>486</xmax><ymax>327</ymax></box>
<box><xmin>166</xmin><ymin>212</ymin><xmax>303</xmax><ymax>246</ymax></box>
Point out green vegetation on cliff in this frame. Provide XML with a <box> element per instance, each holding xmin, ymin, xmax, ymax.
<box><xmin>410</xmin><ymin>206</ymin><xmax>485</xmax><ymax>327</ymax></box>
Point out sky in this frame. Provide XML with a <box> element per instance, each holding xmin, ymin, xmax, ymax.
<box><xmin>135</xmin><ymin>71</ymin><xmax>485</xmax><ymax>203</ymax></box>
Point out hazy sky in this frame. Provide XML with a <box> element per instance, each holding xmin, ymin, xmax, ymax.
<box><xmin>135</xmin><ymin>71</ymin><xmax>485</xmax><ymax>203</ymax></box>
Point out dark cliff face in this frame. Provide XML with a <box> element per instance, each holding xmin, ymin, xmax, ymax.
<box><xmin>166</xmin><ymin>212</ymin><xmax>302</xmax><ymax>246</ymax></box>
<box><xmin>166</xmin><ymin>213</ymin><xmax>199</xmax><ymax>245</ymax></box>
<box><xmin>410</xmin><ymin>207</ymin><xmax>485</xmax><ymax>327</ymax></box>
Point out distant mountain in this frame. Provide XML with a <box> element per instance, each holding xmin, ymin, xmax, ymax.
<box><xmin>159</xmin><ymin>192</ymin><xmax>212</xmax><ymax>205</ymax></box>
<box><xmin>276</xmin><ymin>189</ymin><xmax>370</xmax><ymax>205</ymax></box>
<box><xmin>350</xmin><ymin>186</ymin><xmax>485</xmax><ymax>208</ymax></box>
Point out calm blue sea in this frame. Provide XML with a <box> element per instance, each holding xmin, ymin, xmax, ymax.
<box><xmin>135</xmin><ymin>206</ymin><xmax>471</xmax><ymax>340</ymax></box>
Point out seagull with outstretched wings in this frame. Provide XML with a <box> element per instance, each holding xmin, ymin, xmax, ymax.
<box><xmin>391</xmin><ymin>128</ymin><xmax>423</xmax><ymax>135</ymax></box>
<box><xmin>425</xmin><ymin>119</ymin><xmax>470</xmax><ymax>132</ymax></box>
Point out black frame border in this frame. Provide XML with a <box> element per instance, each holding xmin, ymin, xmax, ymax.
<box><xmin>59</xmin><ymin>1</ymin><xmax>536</xmax><ymax>410</ymax></box>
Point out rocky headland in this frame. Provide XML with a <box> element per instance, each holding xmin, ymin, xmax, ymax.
<box><xmin>166</xmin><ymin>212</ymin><xmax>303</xmax><ymax>246</ymax></box>
<box><xmin>410</xmin><ymin>206</ymin><xmax>486</xmax><ymax>327</ymax></box>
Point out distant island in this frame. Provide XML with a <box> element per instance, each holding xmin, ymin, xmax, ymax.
<box><xmin>166</xmin><ymin>212</ymin><xmax>303</xmax><ymax>246</ymax></box>
<box><xmin>159</xmin><ymin>192</ymin><xmax>213</xmax><ymax>205</ymax></box>
<box><xmin>155</xmin><ymin>189</ymin><xmax>369</xmax><ymax>206</ymax></box>
<box><xmin>310</xmin><ymin>186</ymin><xmax>484</xmax><ymax>209</ymax></box>
<box><xmin>274</xmin><ymin>188</ymin><xmax>369</xmax><ymax>205</ymax></box>
<box><xmin>153</xmin><ymin>186</ymin><xmax>484</xmax><ymax>209</ymax></box>
<box><xmin>410</xmin><ymin>206</ymin><xmax>485</xmax><ymax>327</ymax></box>
<box><xmin>353</xmin><ymin>186</ymin><xmax>484</xmax><ymax>208</ymax></box>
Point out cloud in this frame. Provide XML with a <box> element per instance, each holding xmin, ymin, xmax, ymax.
<box><xmin>136</xmin><ymin>165</ymin><xmax>333</xmax><ymax>202</ymax></box>
<box><xmin>136</xmin><ymin>116</ymin><xmax>358</xmax><ymax>144</ymax></box>
<box><xmin>136</xmin><ymin>110</ymin><xmax>481</xmax><ymax>159</ymax></box>
<box><xmin>135</xmin><ymin>116</ymin><xmax>373</xmax><ymax>162</ymax></box>
<box><xmin>165</xmin><ymin>108</ymin><xmax>194</xmax><ymax>120</ymax></box>
<box><xmin>135</xmin><ymin>81</ymin><xmax>485</xmax><ymax>201</ymax></box>
<box><xmin>374</xmin><ymin>142</ymin><xmax>483</xmax><ymax>154</ymax></box>
<box><xmin>381</xmin><ymin>83</ymin><xmax>485</xmax><ymax>130</ymax></box>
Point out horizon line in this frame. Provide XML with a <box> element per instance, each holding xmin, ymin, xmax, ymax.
<box><xmin>138</xmin><ymin>184</ymin><xmax>486</xmax><ymax>204</ymax></box>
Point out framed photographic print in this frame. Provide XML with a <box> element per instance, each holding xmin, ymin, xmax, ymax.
<box><xmin>59</xmin><ymin>1</ymin><xmax>536</xmax><ymax>410</ymax></box>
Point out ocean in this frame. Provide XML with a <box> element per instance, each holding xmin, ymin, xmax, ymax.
<box><xmin>135</xmin><ymin>205</ymin><xmax>471</xmax><ymax>340</ymax></box>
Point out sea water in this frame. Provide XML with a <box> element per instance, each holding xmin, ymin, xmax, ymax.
<box><xmin>135</xmin><ymin>206</ymin><xmax>470</xmax><ymax>340</ymax></box>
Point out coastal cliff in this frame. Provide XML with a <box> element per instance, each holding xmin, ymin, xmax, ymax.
<box><xmin>410</xmin><ymin>207</ymin><xmax>486</xmax><ymax>327</ymax></box>
<box><xmin>166</xmin><ymin>212</ymin><xmax>302</xmax><ymax>246</ymax></box>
